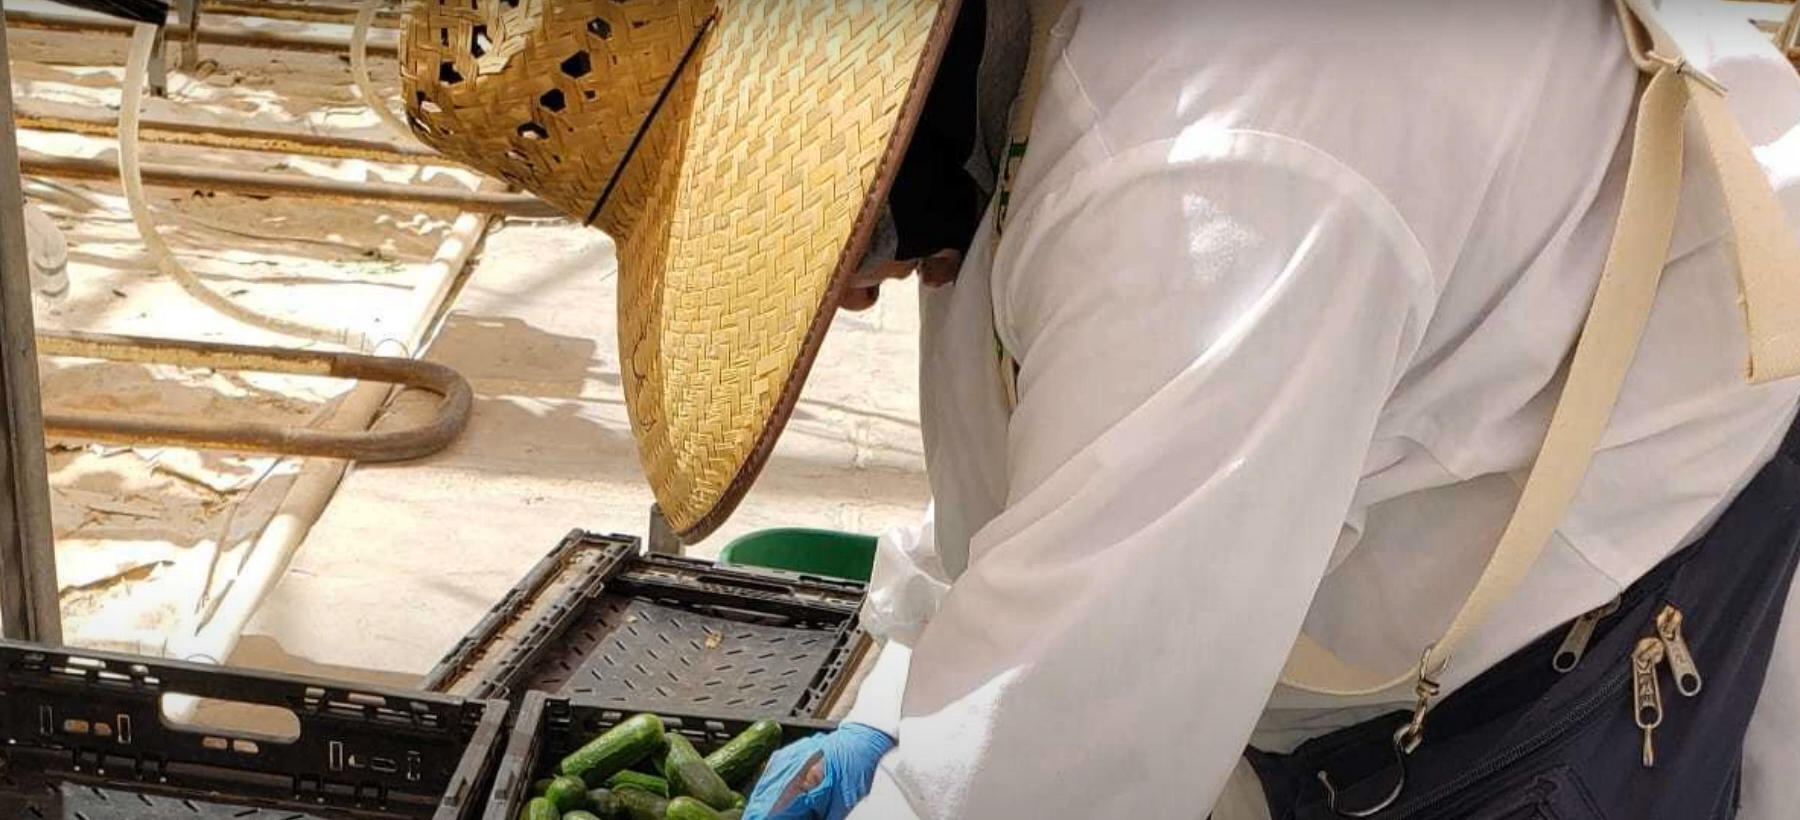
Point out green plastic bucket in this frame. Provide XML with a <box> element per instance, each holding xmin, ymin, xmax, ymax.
<box><xmin>717</xmin><ymin>528</ymin><xmax>878</xmax><ymax>582</ymax></box>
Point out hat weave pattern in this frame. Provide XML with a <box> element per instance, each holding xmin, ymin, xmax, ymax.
<box><xmin>401</xmin><ymin>0</ymin><xmax>713</xmax><ymax>232</ymax></box>
<box><xmin>402</xmin><ymin>0</ymin><xmax>955</xmax><ymax>540</ymax></box>
<box><xmin>622</xmin><ymin>0</ymin><xmax>949</xmax><ymax>537</ymax></box>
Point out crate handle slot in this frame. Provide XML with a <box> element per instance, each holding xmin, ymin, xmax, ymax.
<box><xmin>693</xmin><ymin>573</ymin><xmax>799</xmax><ymax>596</ymax></box>
<box><xmin>159</xmin><ymin>694</ymin><xmax>301</xmax><ymax>746</ymax></box>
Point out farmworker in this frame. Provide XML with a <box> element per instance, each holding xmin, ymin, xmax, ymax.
<box><xmin>406</xmin><ymin>0</ymin><xmax>1800</xmax><ymax>818</ymax></box>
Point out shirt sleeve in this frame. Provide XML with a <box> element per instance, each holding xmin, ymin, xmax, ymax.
<box><xmin>843</xmin><ymin>205</ymin><xmax>1016</xmax><ymax>736</ymax></box>
<box><xmin>850</xmin><ymin>130</ymin><xmax>1438</xmax><ymax>819</ymax></box>
<box><xmin>842</xmin><ymin>509</ymin><xmax>951</xmax><ymax>736</ymax></box>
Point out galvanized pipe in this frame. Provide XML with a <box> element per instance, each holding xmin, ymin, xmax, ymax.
<box><xmin>175</xmin><ymin>0</ymin><xmax>201</xmax><ymax>71</ymax></box>
<box><xmin>200</xmin><ymin>0</ymin><xmax>403</xmax><ymax>30</ymax></box>
<box><xmin>38</xmin><ymin>331</ymin><xmax>473</xmax><ymax>463</ymax></box>
<box><xmin>15</xmin><ymin>109</ymin><xmax>444</xmax><ymax>165</ymax></box>
<box><xmin>0</xmin><ymin>16</ymin><xmax>63</xmax><ymax>645</ymax></box>
<box><xmin>1781</xmin><ymin>2</ymin><xmax>1800</xmax><ymax>68</ymax></box>
<box><xmin>4</xmin><ymin>9</ymin><xmax>399</xmax><ymax>56</ymax></box>
<box><xmin>19</xmin><ymin>153</ymin><xmax>554</xmax><ymax>216</ymax></box>
<box><xmin>166</xmin><ymin>194</ymin><xmax>500</xmax><ymax>675</ymax></box>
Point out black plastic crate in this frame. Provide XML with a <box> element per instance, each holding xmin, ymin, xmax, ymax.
<box><xmin>421</xmin><ymin>531</ymin><xmax>870</xmax><ymax>719</ymax></box>
<box><xmin>484</xmin><ymin>692</ymin><xmax>834</xmax><ymax>820</ymax></box>
<box><xmin>0</xmin><ymin>641</ymin><xmax>506</xmax><ymax>820</ymax></box>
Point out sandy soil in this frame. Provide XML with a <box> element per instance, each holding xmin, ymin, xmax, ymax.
<box><xmin>6</xmin><ymin>3</ymin><xmax>929</xmax><ymax>672</ymax></box>
<box><xmin>238</xmin><ymin>221</ymin><xmax>930</xmax><ymax>680</ymax></box>
<box><xmin>7</xmin><ymin>2</ymin><xmax>474</xmax><ymax>650</ymax></box>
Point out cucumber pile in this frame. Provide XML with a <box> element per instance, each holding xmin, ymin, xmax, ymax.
<box><xmin>524</xmin><ymin>713</ymin><xmax>786</xmax><ymax>820</ymax></box>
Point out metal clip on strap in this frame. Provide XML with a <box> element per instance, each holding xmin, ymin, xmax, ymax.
<box><xmin>1317</xmin><ymin>650</ymin><xmax>1442</xmax><ymax>817</ymax></box>
<box><xmin>1397</xmin><ymin>649</ymin><xmax>1444</xmax><ymax>756</ymax></box>
<box><xmin>1644</xmin><ymin>50</ymin><xmax>1727</xmax><ymax>96</ymax></box>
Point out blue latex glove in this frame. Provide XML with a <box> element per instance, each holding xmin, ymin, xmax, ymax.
<box><xmin>743</xmin><ymin>723</ymin><xmax>895</xmax><ymax>820</ymax></box>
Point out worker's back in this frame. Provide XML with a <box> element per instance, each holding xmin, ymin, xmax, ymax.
<box><xmin>1207</xmin><ymin>0</ymin><xmax>1800</xmax><ymax>741</ymax></box>
<box><xmin>862</xmin><ymin>1</ymin><xmax>1800</xmax><ymax>817</ymax></box>
<box><xmin>1157</xmin><ymin>0</ymin><xmax>1800</xmax><ymax>810</ymax></box>
<box><xmin>981</xmin><ymin>0</ymin><xmax>1800</xmax><ymax>695</ymax></box>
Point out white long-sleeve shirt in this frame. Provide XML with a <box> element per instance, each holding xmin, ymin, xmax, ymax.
<box><xmin>843</xmin><ymin>1</ymin><xmax>1800</xmax><ymax>818</ymax></box>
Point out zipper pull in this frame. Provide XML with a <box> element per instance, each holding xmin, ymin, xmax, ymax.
<box><xmin>1553</xmin><ymin>596</ymin><xmax>1622</xmax><ymax>673</ymax></box>
<box><xmin>1633</xmin><ymin>636</ymin><xmax>1666</xmax><ymax>768</ymax></box>
<box><xmin>1656</xmin><ymin>604</ymin><xmax>1703</xmax><ymax>697</ymax></box>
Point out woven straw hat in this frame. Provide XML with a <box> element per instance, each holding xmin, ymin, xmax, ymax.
<box><xmin>402</xmin><ymin>0</ymin><xmax>960</xmax><ymax>538</ymax></box>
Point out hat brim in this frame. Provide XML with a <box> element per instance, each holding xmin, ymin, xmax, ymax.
<box><xmin>617</xmin><ymin>0</ymin><xmax>961</xmax><ymax>540</ymax></box>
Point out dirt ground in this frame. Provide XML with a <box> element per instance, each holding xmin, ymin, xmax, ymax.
<box><xmin>6</xmin><ymin>2</ymin><xmax>928</xmax><ymax>675</ymax></box>
<box><xmin>9</xmin><ymin>5</ymin><xmax>499</xmax><ymax>647</ymax></box>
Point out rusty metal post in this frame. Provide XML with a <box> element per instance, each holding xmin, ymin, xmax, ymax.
<box><xmin>147</xmin><ymin>22</ymin><xmax>169</xmax><ymax>97</ymax></box>
<box><xmin>17</xmin><ymin>153</ymin><xmax>552</xmax><ymax>216</ymax></box>
<box><xmin>15</xmin><ymin>109</ymin><xmax>445</xmax><ymax>164</ymax></box>
<box><xmin>36</xmin><ymin>331</ymin><xmax>474</xmax><ymax>463</ymax></box>
<box><xmin>4</xmin><ymin>9</ymin><xmax>399</xmax><ymax>56</ymax></box>
<box><xmin>176</xmin><ymin>0</ymin><xmax>202</xmax><ymax>70</ymax></box>
<box><xmin>0</xmin><ymin>17</ymin><xmax>63</xmax><ymax>645</ymax></box>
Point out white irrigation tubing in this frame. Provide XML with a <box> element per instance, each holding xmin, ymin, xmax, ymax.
<box><xmin>159</xmin><ymin>198</ymin><xmax>497</xmax><ymax>691</ymax></box>
<box><xmin>352</xmin><ymin>0</ymin><xmax>412</xmax><ymax>140</ymax></box>
<box><xmin>121</xmin><ymin>24</ymin><xmax>365</xmax><ymax>349</ymax></box>
<box><xmin>112</xmin><ymin>20</ymin><xmax>497</xmax><ymax>685</ymax></box>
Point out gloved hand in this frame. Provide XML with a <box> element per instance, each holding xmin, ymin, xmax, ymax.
<box><xmin>743</xmin><ymin>723</ymin><xmax>895</xmax><ymax>820</ymax></box>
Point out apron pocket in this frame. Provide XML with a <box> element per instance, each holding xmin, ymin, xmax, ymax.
<box><xmin>1412</xmin><ymin>766</ymin><xmax>1605</xmax><ymax>820</ymax></box>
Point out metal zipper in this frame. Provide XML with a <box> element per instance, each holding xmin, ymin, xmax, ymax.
<box><xmin>1392</xmin><ymin>607</ymin><xmax>1698</xmax><ymax>814</ymax></box>
<box><xmin>1632</xmin><ymin>636</ymin><xmax>1666</xmax><ymax>768</ymax></box>
<box><xmin>1384</xmin><ymin>547</ymin><xmax>1701</xmax><ymax>818</ymax></box>
<box><xmin>1655</xmin><ymin>604</ymin><xmax>1703</xmax><ymax>697</ymax></box>
<box><xmin>1390</xmin><ymin>658</ymin><xmax>1633</xmax><ymax>818</ymax></box>
<box><xmin>1553</xmin><ymin>596</ymin><xmax>1622</xmax><ymax>673</ymax></box>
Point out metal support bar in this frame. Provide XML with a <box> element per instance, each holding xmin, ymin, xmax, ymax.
<box><xmin>19</xmin><ymin>153</ymin><xmax>555</xmax><ymax>217</ymax></box>
<box><xmin>4</xmin><ymin>9</ymin><xmax>399</xmax><ymax>56</ymax></box>
<box><xmin>39</xmin><ymin>331</ymin><xmax>473</xmax><ymax>463</ymax></box>
<box><xmin>200</xmin><ymin>0</ymin><xmax>404</xmax><ymax>29</ymax></box>
<box><xmin>175</xmin><ymin>0</ymin><xmax>201</xmax><ymax>71</ymax></box>
<box><xmin>146</xmin><ymin>23</ymin><xmax>169</xmax><ymax>98</ymax></box>
<box><xmin>15</xmin><ymin>109</ymin><xmax>445</xmax><ymax>165</ymax></box>
<box><xmin>0</xmin><ymin>17</ymin><xmax>63</xmax><ymax>645</ymax></box>
<box><xmin>1780</xmin><ymin>1</ymin><xmax>1800</xmax><ymax>69</ymax></box>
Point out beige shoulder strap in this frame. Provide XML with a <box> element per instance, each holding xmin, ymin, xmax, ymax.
<box><xmin>995</xmin><ymin>0</ymin><xmax>1073</xmax><ymax>233</ymax></box>
<box><xmin>1281</xmin><ymin>0</ymin><xmax>1800</xmax><ymax>698</ymax></box>
<box><xmin>993</xmin><ymin>0</ymin><xmax>1074</xmax><ymax>408</ymax></box>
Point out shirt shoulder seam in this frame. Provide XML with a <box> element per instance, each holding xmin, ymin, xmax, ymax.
<box><xmin>994</xmin><ymin>128</ymin><xmax>1441</xmax><ymax>358</ymax></box>
<box><xmin>1058</xmin><ymin>52</ymin><xmax>1114</xmax><ymax>158</ymax></box>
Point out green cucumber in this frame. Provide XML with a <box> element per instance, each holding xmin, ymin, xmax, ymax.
<box><xmin>612</xmin><ymin>788</ymin><xmax>669</xmax><ymax>820</ymax></box>
<box><xmin>666</xmin><ymin>796</ymin><xmax>729</xmax><ymax>820</ymax></box>
<box><xmin>603</xmin><ymin>770</ymin><xmax>669</xmax><ymax>797</ymax></box>
<box><xmin>546</xmin><ymin>774</ymin><xmax>590</xmax><ymax>812</ymax></box>
<box><xmin>628</xmin><ymin>755</ymin><xmax>665</xmax><ymax>777</ymax></box>
<box><xmin>521</xmin><ymin>797</ymin><xmax>559</xmax><ymax>820</ymax></box>
<box><xmin>564</xmin><ymin>813</ymin><xmax>604</xmax><ymax>820</ymax></box>
<box><xmin>664</xmin><ymin>734</ymin><xmax>738</xmax><ymax>810</ymax></box>
<box><xmin>720</xmin><ymin>811</ymin><xmax>744</xmax><ymax>820</ymax></box>
<box><xmin>732</xmin><ymin>794</ymin><xmax>746</xmax><ymax>810</ymax></box>
<box><xmin>649</xmin><ymin>733</ymin><xmax>671</xmax><ymax>774</ymax></box>
<box><xmin>586</xmin><ymin>788</ymin><xmax>622</xmax><ymax>819</ymax></box>
<box><xmin>531</xmin><ymin>778</ymin><xmax>555</xmax><ymax>797</ymax></box>
<box><xmin>704</xmin><ymin>721</ymin><xmax>783</xmax><ymax>788</ymax></box>
<box><xmin>560</xmin><ymin>714</ymin><xmax>667</xmax><ymax>782</ymax></box>
<box><xmin>664</xmin><ymin>732</ymin><xmax>705</xmax><ymax>767</ymax></box>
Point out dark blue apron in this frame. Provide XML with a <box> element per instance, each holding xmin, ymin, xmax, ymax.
<box><xmin>1248</xmin><ymin>412</ymin><xmax>1800</xmax><ymax>819</ymax></box>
